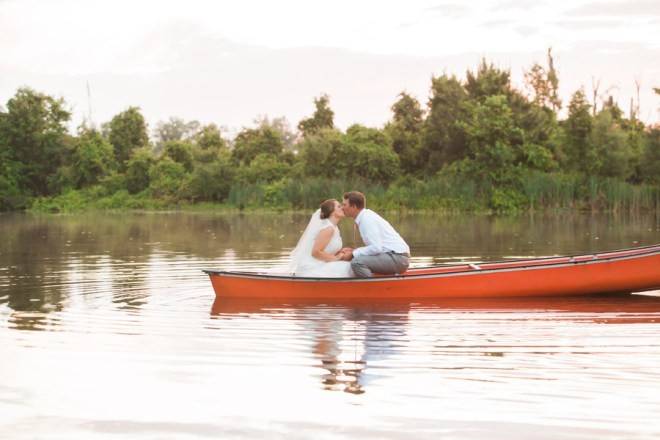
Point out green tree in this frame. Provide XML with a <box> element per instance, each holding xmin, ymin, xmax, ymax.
<box><xmin>238</xmin><ymin>153</ymin><xmax>291</xmax><ymax>183</ymax></box>
<box><xmin>297</xmin><ymin>94</ymin><xmax>334</xmax><ymax>137</ymax></box>
<box><xmin>0</xmin><ymin>160</ymin><xmax>24</xmax><ymax>210</ymax></box>
<box><xmin>460</xmin><ymin>95</ymin><xmax>523</xmax><ymax>184</ymax></box>
<box><xmin>0</xmin><ymin>110</ymin><xmax>27</xmax><ymax>209</ymax></box>
<box><xmin>231</xmin><ymin>126</ymin><xmax>284</xmax><ymax>165</ymax></box>
<box><xmin>195</xmin><ymin>123</ymin><xmax>226</xmax><ymax>151</ymax></box>
<box><xmin>562</xmin><ymin>89</ymin><xmax>594</xmax><ymax>174</ymax></box>
<box><xmin>125</xmin><ymin>147</ymin><xmax>156</xmax><ymax>194</ymax></box>
<box><xmin>453</xmin><ymin>94</ymin><xmax>531</xmax><ymax>211</ymax></box>
<box><xmin>163</xmin><ymin>140</ymin><xmax>194</xmax><ymax>172</ymax></box>
<box><xmin>639</xmin><ymin>127</ymin><xmax>660</xmax><ymax>184</ymax></box>
<box><xmin>420</xmin><ymin>74</ymin><xmax>469</xmax><ymax>173</ymax></box>
<box><xmin>192</xmin><ymin>124</ymin><xmax>227</xmax><ymax>164</ymax></box>
<box><xmin>343</xmin><ymin>124</ymin><xmax>400</xmax><ymax>183</ymax></box>
<box><xmin>613</xmin><ymin>100</ymin><xmax>646</xmax><ymax>182</ymax></box>
<box><xmin>639</xmin><ymin>88</ymin><xmax>660</xmax><ymax>183</ymax></box>
<box><xmin>299</xmin><ymin>125</ymin><xmax>399</xmax><ymax>182</ymax></box>
<box><xmin>385</xmin><ymin>92</ymin><xmax>424</xmax><ymax>174</ymax></box>
<box><xmin>185</xmin><ymin>153</ymin><xmax>236</xmax><ymax>201</ymax></box>
<box><xmin>589</xmin><ymin>110</ymin><xmax>633</xmax><ymax>179</ymax></box>
<box><xmin>298</xmin><ymin>128</ymin><xmax>345</xmax><ymax>178</ymax></box>
<box><xmin>148</xmin><ymin>157</ymin><xmax>187</xmax><ymax>198</ymax></box>
<box><xmin>508</xmin><ymin>91</ymin><xmax>558</xmax><ymax>171</ymax></box>
<box><xmin>465</xmin><ymin>59</ymin><xmax>512</xmax><ymax>102</ymax></box>
<box><xmin>70</xmin><ymin>127</ymin><xmax>117</xmax><ymax>188</ymax></box>
<box><xmin>107</xmin><ymin>107</ymin><xmax>149</xmax><ymax>170</ymax></box>
<box><xmin>1</xmin><ymin>88</ymin><xmax>70</xmax><ymax>196</ymax></box>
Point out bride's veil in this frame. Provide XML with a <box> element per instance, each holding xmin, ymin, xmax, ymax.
<box><xmin>287</xmin><ymin>209</ymin><xmax>322</xmax><ymax>275</ymax></box>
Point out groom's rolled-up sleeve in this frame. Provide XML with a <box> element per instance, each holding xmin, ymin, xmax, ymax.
<box><xmin>352</xmin><ymin>219</ymin><xmax>384</xmax><ymax>258</ymax></box>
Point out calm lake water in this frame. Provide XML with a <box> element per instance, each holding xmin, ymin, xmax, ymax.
<box><xmin>1</xmin><ymin>211</ymin><xmax>660</xmax><ymax>439</ymax></box>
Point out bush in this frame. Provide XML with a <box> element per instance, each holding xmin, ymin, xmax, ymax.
<box><xmin>71</xmin><ymin>129</ymin><xmax>117</xmax><ymax>187</ymax></box>
<box><xmin>298</xmin><ymin>128</ymin><xmax>344</xmax><ymax>178</ymax></box>
<box><xmin>490</xmin><ymin>187</ymin><xmax>526</xmax><ymax>213</ymax></box>
<box><xmin>125</xmin><ymin>147</ymin><xmax>156</xmax><ymax>194</ymax></box>
<box><xmin>185</xmin><ymin>157</ymin><xmax>235</xmax><ymax>202</ymax></box>
<box><xmin>163</xmin><ymin>140</ymin><xmax>194</xmax><ymax>171</ymax></box>
<box><xmin>97</xmin><ymin>172</ymin><xmax>127</xmax><ymax>196</ymax></box>
<box><xmin>148</xmin><ymin>157</ymin><xmax>187</xmax><ymax>199</ymax></box>
<box><xmin>231</xmin><ymin>126</ymin><xmax>284</xmax><ymax>165</ymax></box>
<box><xmin>0</xmin><ymin>174</ymin><xmax>29</xmax><ymax>210</ymax></box>
<box><xmin>640</xmin><ymin>128</ymin><xmax>660</xmax><ymax>184</ymax></box>
<box><xmin>238</xmin><ymin>153</ymin><xmax>291</xmax><ymax>183</ymax></box>
<box><xmin>30</xmin><ymin>189</ymin><xmax>90</xmax><ymax>213</ymax></box>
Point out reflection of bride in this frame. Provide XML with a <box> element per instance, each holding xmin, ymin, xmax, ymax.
<box><xmin>288</xmin><ymin>199</ymin><xmax>355</xmax><ymax>278</ymax></box>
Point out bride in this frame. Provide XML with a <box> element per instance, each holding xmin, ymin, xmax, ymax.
<box><xmin>288</xmin><ymin>199</ymin><xmax>354</xmax><ymax>277</ymax></box>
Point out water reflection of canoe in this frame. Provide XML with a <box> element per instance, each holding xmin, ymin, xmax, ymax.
<box><xmin>204</xmin><ymin>244</ymin><xmax>660</xmax><ymax>299</ymax></box>
<box><xmin>209</xmin><ymin>294</ymin><xmax>660</xmax><ymax>324</ymax></box>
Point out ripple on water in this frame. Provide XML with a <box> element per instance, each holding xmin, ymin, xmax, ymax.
<box><xmin>2</xmin><ymin>212</ymin><xmax>660</xmax><ymax>439</ymax></box>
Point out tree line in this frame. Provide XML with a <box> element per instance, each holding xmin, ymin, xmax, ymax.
<box><xmin>1</xmin><ymin>52</ymin><xmax>659</xmax><ymax>213</ymax></box>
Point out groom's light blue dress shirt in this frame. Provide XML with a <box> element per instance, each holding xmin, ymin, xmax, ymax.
<box><xmin>352</xmin><ymin>209</ymin><xmax>410</xmax><ymax>259</ymax></box>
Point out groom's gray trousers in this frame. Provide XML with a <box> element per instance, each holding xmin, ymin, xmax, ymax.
<box><xmin>351</xmin><ymin>251</ymin><xmax>410</xmax><ymax>278</ymax></box>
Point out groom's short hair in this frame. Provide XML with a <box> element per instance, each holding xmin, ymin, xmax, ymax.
<box><xmin>343</xmin><ymin>191</ymin><xmax>365</xmax><ymax>209</ymax></box>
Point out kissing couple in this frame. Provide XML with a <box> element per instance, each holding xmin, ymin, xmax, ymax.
<box><xmin>288</xmin><ymin>191</ymin><xmax>410</xmax><ymax>278</ymax></box>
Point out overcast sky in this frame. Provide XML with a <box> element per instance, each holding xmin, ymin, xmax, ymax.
<box><xmin>1</xmin><ymin>0</ymin><xmax>659</xmax><ymax>136</ymax></box>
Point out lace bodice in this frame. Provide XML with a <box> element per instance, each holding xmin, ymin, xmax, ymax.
<box><xmin>318</xmin><ymin>220</ymin><xmax>342</xmax><ymax>256</ymax></box>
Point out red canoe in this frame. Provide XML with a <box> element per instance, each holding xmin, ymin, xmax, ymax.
<box><xmin>204</xmin><ymin>244</ymin><xmax>660</xmax><ymax>299</ymax></box>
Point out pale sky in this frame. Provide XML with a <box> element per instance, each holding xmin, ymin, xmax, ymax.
<box><xmin>1</xmin><ymin>0</ymin><xmax>659</xmax><ymax>137</ymax></box>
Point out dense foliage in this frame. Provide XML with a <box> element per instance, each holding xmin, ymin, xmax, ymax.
<box><xmin>1</xmin><ymin>54</ymin><xmax>659</xmax><ymax>213</ymax></box>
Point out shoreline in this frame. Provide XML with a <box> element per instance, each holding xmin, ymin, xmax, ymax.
<box><xmin>8</xmin><ymin>202</ymin><xmax>660</xmax><ymax>217</ymax></box>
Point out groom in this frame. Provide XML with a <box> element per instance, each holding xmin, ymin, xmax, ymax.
<box><xmin>340</xmin><ymin>191</ymin><xmax>410</xmax><ymax>277</ymax></box>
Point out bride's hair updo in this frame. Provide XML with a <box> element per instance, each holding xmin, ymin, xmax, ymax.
<box><xmin>319</xmin><ymin>199</ymin><xmax>337</xmax><ymax>219</ymax></box>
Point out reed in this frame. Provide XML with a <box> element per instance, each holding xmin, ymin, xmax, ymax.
<box><xmin>30</xmin><ymin>173</ymin><xmax>659</xmax><ymax>214</ymax></box>
<box><xmin>520</xmin><ymin>172</ymin><xmax>660</xmax><ymax>212</ymax></box>
<box><xmin>226</xmin><ymin>175</ymin><xmax>487</xmax><ymax>212</ymax></box>
<box><xmin>225</xmin><ymin>173</ymin><xmax>659</xmax><ymax>213</ymax></box>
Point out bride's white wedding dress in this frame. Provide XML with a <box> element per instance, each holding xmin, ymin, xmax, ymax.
<box><xmin>288</xmin><ymin>210</ymin><xmax>354</xmax><ymax>278</ymax></box>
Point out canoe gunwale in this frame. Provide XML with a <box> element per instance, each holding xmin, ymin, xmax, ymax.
<box><xmin>203</xmin><ymin>243</ymin><xmax>660</xmax><ymax>283</ymax></box>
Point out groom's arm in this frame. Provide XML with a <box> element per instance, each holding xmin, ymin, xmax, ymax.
<box><xmin>352</xmin><ymin>219</ymin><xmax>385</xmax><ymax>258</ymax></box>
